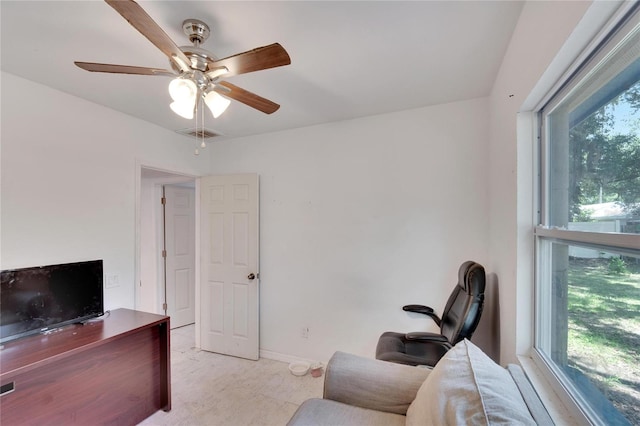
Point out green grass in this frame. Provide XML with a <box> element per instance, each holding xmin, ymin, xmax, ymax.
<box><xmin>567</xmin><ymin>258</ymin><xmax>640</xmax><ymax>423</ymax></box>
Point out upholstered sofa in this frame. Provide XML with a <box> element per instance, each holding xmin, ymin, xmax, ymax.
<box><xmin>288</xmin><ymin>339</ymin><xmax>552</xmax><ymax>425</ymax></box>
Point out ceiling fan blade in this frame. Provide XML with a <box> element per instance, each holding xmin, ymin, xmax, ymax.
<box><xmin>215</xmin><ymin>81</ymin><xmax>280</xmax><ymax>114</ymax></box>
<box><xmin>105</xmin><ymin>0</ymin><xmax>191</xmax><ymax>72</ymax></box>
<box><xmin>207</xmin><ymin>43</ymin><xmax>291</xmax><ymax>77</ymax></box>
<box><xmin>75</xmin><ymin>62</ymin><xmax>176</xmax><ymax>76</ymax></box>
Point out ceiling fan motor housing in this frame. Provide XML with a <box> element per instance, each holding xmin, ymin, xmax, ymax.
<box><xmin>183</xmin><ymin>19</ymin><xmax>210</xmax><ymax>44</ymax></box>
<box><xmin>173</xmin><ymin>19</ymin><xmax>220</xmax><ymax>73</ymax></box>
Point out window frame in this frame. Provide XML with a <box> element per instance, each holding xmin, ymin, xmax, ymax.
<box><xmin>532</xmin><ymin>3</ymin><xmax>640</xmax><ymax>424</ymax></box>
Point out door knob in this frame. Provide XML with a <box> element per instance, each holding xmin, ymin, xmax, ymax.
<box><xmin>247</xmin><ymin>273</ymin><xmax>256</xmax><ymax>280</ymax></box>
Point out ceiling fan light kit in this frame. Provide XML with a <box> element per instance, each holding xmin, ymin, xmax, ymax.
<box><xmin>167</xmin><ymin>68</ymin><xmax>231</xmax><ymax>120</ymax></box>
<box><xmin>204</xmin><ymin>90</ymin><xmax>231</xmax><ymax>118</ymax></box>
<box><xmin>75</xmin><ymin>0</ymin><xmax>291</xmax><ymax>133</ymax></box>
<box><xmin>169</xmin><ymin>77</ymin><xmax>197</xmax><ymax>102</ymax></box>
<box><xmin>170</xmin><ymin>100</ymin><xmax>195</xmax><ymax>120</ymax></box>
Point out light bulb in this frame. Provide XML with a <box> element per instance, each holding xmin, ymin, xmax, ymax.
<box><xmin>170</xmin><ymin>100</ymin><xmax>195</xmax><ymax>119</ymax></box>
<box><xmin>204</xmin><ymin>90</ymin><xmax>231</xmax><ymax>118</ymax></box>
<box><xmin>169</xmin><ymin>78</ymin><xmax>197</xmax><ymax>102</ymax></box>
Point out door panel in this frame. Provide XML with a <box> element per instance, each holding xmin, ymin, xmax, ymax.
<box><xmin>233</xmin><ymin>282</ymin><xmax>249</xmax><ymax>337</ymax></box>
<box><xmin>233</xmin><ymin>213</ymin><xmax>250</xmax><ymax>266</ymax></box>
<box><xmin>174</xmin><ymin>269</ymin><xmax>190</xmax><ymax>309</ymax></box>
<box><xmin>199</xmin><ymin>174</ymin><xmax>259</xmax><ymax>360</ymax></box>
<box><xmin>203</xmin><ymin>280</ymin><xmax>225</xmax><ymax>334</ymax></box>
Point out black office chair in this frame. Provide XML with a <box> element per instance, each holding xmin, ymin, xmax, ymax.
<box><xmin>375</xmin><ymin>261</ymin><xmax>486</xmax><ymax>367</ymax></box>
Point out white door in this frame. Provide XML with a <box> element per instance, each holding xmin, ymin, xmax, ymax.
<box><xmin>164</xmin><ymin>184</ymin><xmax>196</xmax><ymax>328</ymax></box>
<box><xmin>199</xmin><ymin>174</ymin><xmax>259</xmax><ymax>360</ymax></box>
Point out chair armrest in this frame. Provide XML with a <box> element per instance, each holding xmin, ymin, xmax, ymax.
<box><xmin>323</xmin><ymin>351</ymin><xmax>430</xmax><ymax>415</ymax></box>
<box><xmin>403</xmin><ymin>304</ymin><xmax>442</xmax><ymax>326</ymax></box>
<box><xmin>405</xmin><ymin>332</ymin><xmax>450</xmax><ymax>344</ymax></box>
<box><xmin>403</xmin><ymin>304</ymin><xmax>434</xmax><ymax>315</ymax></box>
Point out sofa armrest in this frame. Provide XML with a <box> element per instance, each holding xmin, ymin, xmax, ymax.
<box><xmin>507</xmin><ymin>364</ymin><xmax>553</xmax><ymax>425</ymax></box>
<box><xmin>323</xmin><ymin>351</ymin><xmax>430</xmax><ymax>415</ymax></box>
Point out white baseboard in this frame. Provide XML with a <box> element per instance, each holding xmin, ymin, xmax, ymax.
<box><xmin>260</xmin><ymin>349</ymin><xmax>325</xmax><ymax>365</ymax></box>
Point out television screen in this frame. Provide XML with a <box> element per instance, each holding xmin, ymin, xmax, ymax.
<box><xmin>0</xmin><ymin>260</ymin><xmax>104</xmax><ymax>343</ymax></box>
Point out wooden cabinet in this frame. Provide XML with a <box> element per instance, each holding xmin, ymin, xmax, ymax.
<box><xmin>0</xmin><ymin>309</ymin><xmax>170</xmax><ymax>425</ymax></box>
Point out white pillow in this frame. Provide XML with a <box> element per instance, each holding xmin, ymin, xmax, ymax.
<box><xmin>406</xmin><ymin>339</ymin><xmax>536</xmax><ymax>425</ymax></box>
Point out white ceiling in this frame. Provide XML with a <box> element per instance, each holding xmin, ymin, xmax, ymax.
<box><xmin>1</xmin><ymin>1</ymin><xmax>523</xmax><ymax>142</ymax></box>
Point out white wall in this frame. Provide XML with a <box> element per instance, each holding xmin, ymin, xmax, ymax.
<box><xmin>207</xmin><ymin>98</ymin><xmax>492</xmax><ymax>362</ymax></box>
<box><xmin>0</xmin><ymin>72</ymin><xmax>492</xmax><ymax>364</ymax></box>
<box><xmin>0</xmin><ymin>72</ymin><xmax>209</xmax><ymax>310</ymax></box>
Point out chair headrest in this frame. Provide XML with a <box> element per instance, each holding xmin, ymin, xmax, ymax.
<box><xmin>458</xmin><ymin>261</ymin><xmax>486</xmax><ymax>296</ymax></box>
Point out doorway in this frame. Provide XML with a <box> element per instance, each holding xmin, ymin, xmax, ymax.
<box><xmin>137</xmin><ymin>167</ymin><xmax>196</xmax><ymax>330</ymax></box>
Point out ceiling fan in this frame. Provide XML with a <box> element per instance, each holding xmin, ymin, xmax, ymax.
<box><xmin>75</xmin><ymin>0</ymin><xmax>291</xmax><ymax>120</ymax></box>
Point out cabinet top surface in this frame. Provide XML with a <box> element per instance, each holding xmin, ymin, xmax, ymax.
<box><xmin>0</xmin><ymin>308</ymin><xmax>169</xmax><ymax>376</ymax></box>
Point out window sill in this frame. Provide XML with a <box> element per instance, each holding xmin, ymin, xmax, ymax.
<box><xmin>517</xmin><ymin>354</ymin><xmax>583</xmax><ymax>425</ymax></box>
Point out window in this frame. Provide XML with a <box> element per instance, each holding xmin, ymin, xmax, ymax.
<box><xmin>535</xmin><ymin>5</ymin><xmax>640</xmax><ymax>425</ymax></box>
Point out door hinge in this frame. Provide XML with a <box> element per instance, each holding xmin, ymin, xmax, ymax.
<box><xmin>162</xmin><ymin>250</ymin><xmax>167</xmax><ymax>258</ymax></box>
<box><xmin>162</xmin><ymin>303</ymin><xmax>167</xmax><ymax>311</ymax></box>
<box><xmin>161</xmin><ymin>197</ymin><xmax>166</xmax><ymax>205</ymax></box>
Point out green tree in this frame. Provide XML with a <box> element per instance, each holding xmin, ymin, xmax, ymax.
<box><xmin>624</xmin><ymin>81</ymin><xmax>640</xmax><ymax>111</ymax></box>
<box><xmin>568</xmin><ymin>82</ymin><xmax>640</xmax><ymax>222</ymax></box>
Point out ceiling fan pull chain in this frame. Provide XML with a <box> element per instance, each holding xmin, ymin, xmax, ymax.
<box><xmin>194</xmin><ymin>99</ymin><xmax>200</xmax><ymax>155</ymax></box>
<box><xmin>193</xmin><ymin>97</ymin><xmax>207</xmax><ymax>155</ymax></box>
<box><xmin>201</xmin><ymin>99</ymin><xmax>206</xmax><ymax>149</ymax></box>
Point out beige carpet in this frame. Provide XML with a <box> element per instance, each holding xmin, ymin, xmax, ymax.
<box><xmin>138</xmin><ymin>325</ymin><xmax>324</xmax><ymax>425</ymax></box>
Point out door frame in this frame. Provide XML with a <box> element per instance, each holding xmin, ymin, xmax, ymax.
<box><xmin>135</xmin><ymin>164</ymin><xmax>259</xmax><ymax>352</ymax></box>
<box><xmin>135</xmin><ymin>162</ymin><xmax>198</xmax><ymax>318</ymax></box>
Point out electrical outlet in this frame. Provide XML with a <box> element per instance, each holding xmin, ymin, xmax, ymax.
<box><xmin>301</xmin><ymin>327</ymin><xmax>309</xmax><ymax>339</ymax></box>
<box><xmin>106</xmin><ymin>274</ymin><xmax>120</xmax><ymax>289</ymax></box>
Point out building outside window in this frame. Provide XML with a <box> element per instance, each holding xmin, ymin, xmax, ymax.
<box><xmin>535</xmin><ymin>5</ymin><xmax>640</xmax><ymax>425</ymax></box>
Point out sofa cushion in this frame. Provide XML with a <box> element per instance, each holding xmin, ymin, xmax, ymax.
<box><xmin>287</xmin><ymin>398</ymin><xmax>406</xmax><ymax>426</ymax></box>
<box><xmin>406</xmin><ymin>339</ymin><xmax>536</xmax><ymax>425</ymax></box>
<box><xmin>323</xmin><ymin>351</ymin><xmax>430</xmax><ymax>415</ymax></box>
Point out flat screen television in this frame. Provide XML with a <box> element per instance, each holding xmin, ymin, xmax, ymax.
<box><xmin>0</xmin><ymin>260</ymin><xmax>104</xmax><ymax>344</ymax></box>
